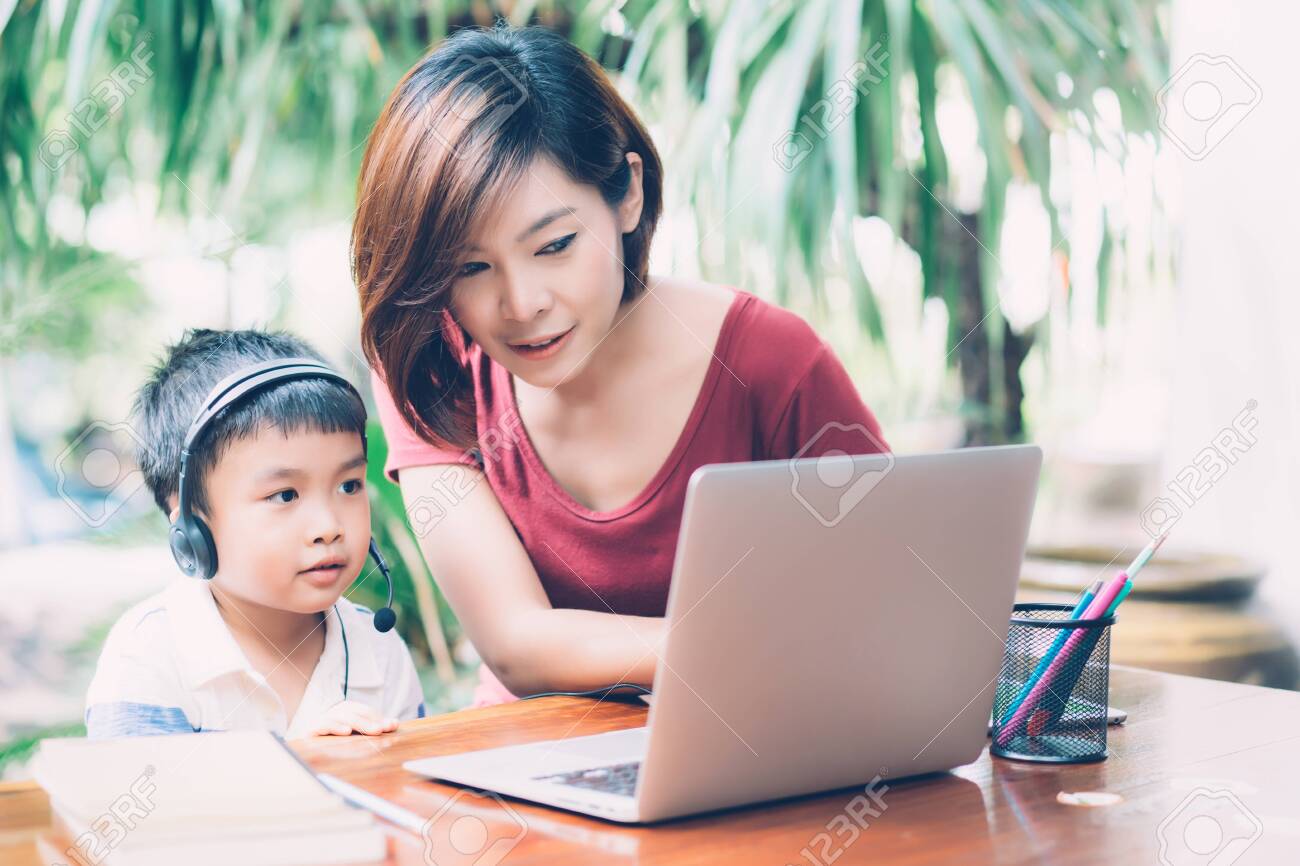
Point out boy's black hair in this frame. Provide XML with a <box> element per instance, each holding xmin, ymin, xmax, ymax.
<box><xmin>133</xmin><ymin>329</ymin><xmax>368</xmax><ymax>517</ymax></box>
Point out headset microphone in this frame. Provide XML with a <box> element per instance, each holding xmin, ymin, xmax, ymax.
<box><xmin>368</xmin><ymin>539</ymin><xmax>397</xmax><ymax>633</ymax></box>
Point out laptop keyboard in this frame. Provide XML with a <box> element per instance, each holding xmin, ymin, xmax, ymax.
<box><xmin>533</xmin><ymin>761</ymin><xmax>641</xmax><ymax>797</ymax></box>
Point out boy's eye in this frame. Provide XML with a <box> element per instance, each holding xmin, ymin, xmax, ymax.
<box><xmin>538</xmin><ymin>233</ymin><xmax>576</xmax><ymax>255</ymax></box>
<box><xmin>340</xmin><ymin>479</ymin><xmax>364</xmax><ymax>495</ymax></box>
<box><xmin>267</xmin><ymin>489</ymin><xmax>297</xmax><ymax>504</ymax></box>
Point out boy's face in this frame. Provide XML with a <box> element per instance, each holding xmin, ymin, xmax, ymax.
<box><xmin>197</xmin><ymin>426</ymin><xmax>371</xmax><ymax>614</ymax></box>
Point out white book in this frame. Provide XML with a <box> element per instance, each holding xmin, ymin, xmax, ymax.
<box><xmin>32</xmin><ymin>731</ymin><xmax>387</xmax><ymax>866</ymax></box>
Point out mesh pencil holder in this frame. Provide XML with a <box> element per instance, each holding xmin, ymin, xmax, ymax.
<box><xmin>989</xmin><ymin>603</ymin><xmax>1114</xmax><ymax>763</ymax></box>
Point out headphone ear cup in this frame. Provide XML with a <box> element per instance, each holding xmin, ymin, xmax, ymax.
<box><xmin>170</xmin><ymin>518</ymin><xmax>217</xmax><ymax>579</ymax></box>
<box><xmin>168</xmin><ymin>523</ymin><xmax>198</xmax><ymax>576</ymax></box>
<box><xmin>187</xmin><ymin>517</ymin><xmax>217</xmax><ymax>579</ymax></box>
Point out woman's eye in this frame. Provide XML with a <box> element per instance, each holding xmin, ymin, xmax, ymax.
<box><xmin>340</xmin><ymin>479</ymin><xmax>364</xmax><ymax>495</ymax></box>
<box><xmin>267</xmin><ymin>489</ymin><xmax>297</xmax><ymax>504</ymax></box>
<box><xmin>538</xmin><ymin>233</ymin><xmax>576</xmax><ymax>255</ymax></box>
<box><xmin>458</xmin><ymin>261</ymin><xmax>488</xmax><ymax>278</ymax></box>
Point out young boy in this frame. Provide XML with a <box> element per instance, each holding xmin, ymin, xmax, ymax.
<box><xmin>85</xmin><ymin>329</ymin><xmax>426</xmax><ymax>738</ymax></box>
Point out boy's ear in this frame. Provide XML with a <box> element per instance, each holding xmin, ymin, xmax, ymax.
<box><xmin>168</xmin><ymin>498</ymin><xmax>210</xmax><ymax>525</ymax></box>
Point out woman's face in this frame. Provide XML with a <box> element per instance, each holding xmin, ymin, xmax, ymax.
<box><xmin>449</xmin><ymin>154</ymin><xmax>645</xmax><ymax>390</ymax></box>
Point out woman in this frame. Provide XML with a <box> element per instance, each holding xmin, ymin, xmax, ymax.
<box><xmin>352</xmin><ymin>23</ymin><xmax>888</xmax><ymax>707</ymax></box>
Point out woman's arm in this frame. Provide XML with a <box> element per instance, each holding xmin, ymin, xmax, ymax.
<box><xmin>398</xmin><ymin>463</ymin><xmax>665</xmax><ymax>697</ymax></box>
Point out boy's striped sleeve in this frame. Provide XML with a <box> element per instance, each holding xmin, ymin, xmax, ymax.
<box><xmin>85</xmin><ymin>702</ymin><xmax>198</xmax><ymax>737</ymax></box>
<box><xmin>85</xmin><ymin>606</ymin><xmax>199</xmax><ymax>738</ymax></box>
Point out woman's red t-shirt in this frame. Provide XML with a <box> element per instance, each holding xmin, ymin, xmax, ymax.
<box><xmin>371</xmin><ymin>288</ymin><xmax>889</xmax><ymax>706</ymax></box>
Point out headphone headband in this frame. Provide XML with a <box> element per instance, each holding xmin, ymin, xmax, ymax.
<box><xmin>181</xmin><ymin>358</ymin><xmax>354</xmax><ymax>450</ymax></box>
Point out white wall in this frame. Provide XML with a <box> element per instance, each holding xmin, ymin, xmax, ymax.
<box><xmin>1163</xmin><ymin>2</ymin><xmax>1300</xmax><ymax>625</ymax></box>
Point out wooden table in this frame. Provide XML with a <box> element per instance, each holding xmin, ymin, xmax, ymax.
<box><xmin>4</xmin><ymin>666</ymin><xmax>1298</xmax><ymax>865</ymax></box>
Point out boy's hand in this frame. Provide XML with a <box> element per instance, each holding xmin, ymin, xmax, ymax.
<box><xmin>308</xmin><ymin>700</ymin><xmax>399</xmax><ymax>737</ymax></box>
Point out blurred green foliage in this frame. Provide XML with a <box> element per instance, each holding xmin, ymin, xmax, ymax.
<box><xmin>1</xmin><ymin>0</ymin><xmax>1166</xmax><ymax>441</ymax></box>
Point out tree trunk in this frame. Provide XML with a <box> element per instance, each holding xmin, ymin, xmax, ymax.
<box><xmin>947</xmin><ymin>211</ymin><xmax>1032</xmax><ymax>445</ymax></box>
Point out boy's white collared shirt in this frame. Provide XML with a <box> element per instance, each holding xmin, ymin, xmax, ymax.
<box><xmin>85</xmin><ymin>577</ymin><xmax>426</xmax><ymax>739</ymax></box>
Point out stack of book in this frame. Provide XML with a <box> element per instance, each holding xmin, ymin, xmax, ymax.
<box><xmin>31</xmin><ymin>730</ymin><xmax>386</xmax><ymax>866</ymax></box>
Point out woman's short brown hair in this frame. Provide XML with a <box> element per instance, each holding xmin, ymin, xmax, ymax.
<box><xmin>353</xmin><ymin>23</ymin><xmax>663</xmax><ymax>451</ymax></box>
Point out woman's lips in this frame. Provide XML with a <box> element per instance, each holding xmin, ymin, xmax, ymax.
<box><xmin>506</xmin><ymin>326</ymin><xmax>575</xmax><ymax>361</ymax></box>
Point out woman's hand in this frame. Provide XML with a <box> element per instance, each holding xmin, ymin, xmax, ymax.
<box><xmin>307</xmin><ymin>700</ymin><xmax>399</xmax><ymax>737</ymax></box>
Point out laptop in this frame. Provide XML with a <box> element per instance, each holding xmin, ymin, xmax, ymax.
<box><xmin>404</xmin><ymin>445</ymin><xmax>1042</xmax><ymax>823</ymax></box>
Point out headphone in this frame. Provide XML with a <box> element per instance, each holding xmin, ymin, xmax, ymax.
<box><xmin>168</xmin><ymin>357</ymin><xmax>397</xmax><ymax>634</ymax></box>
